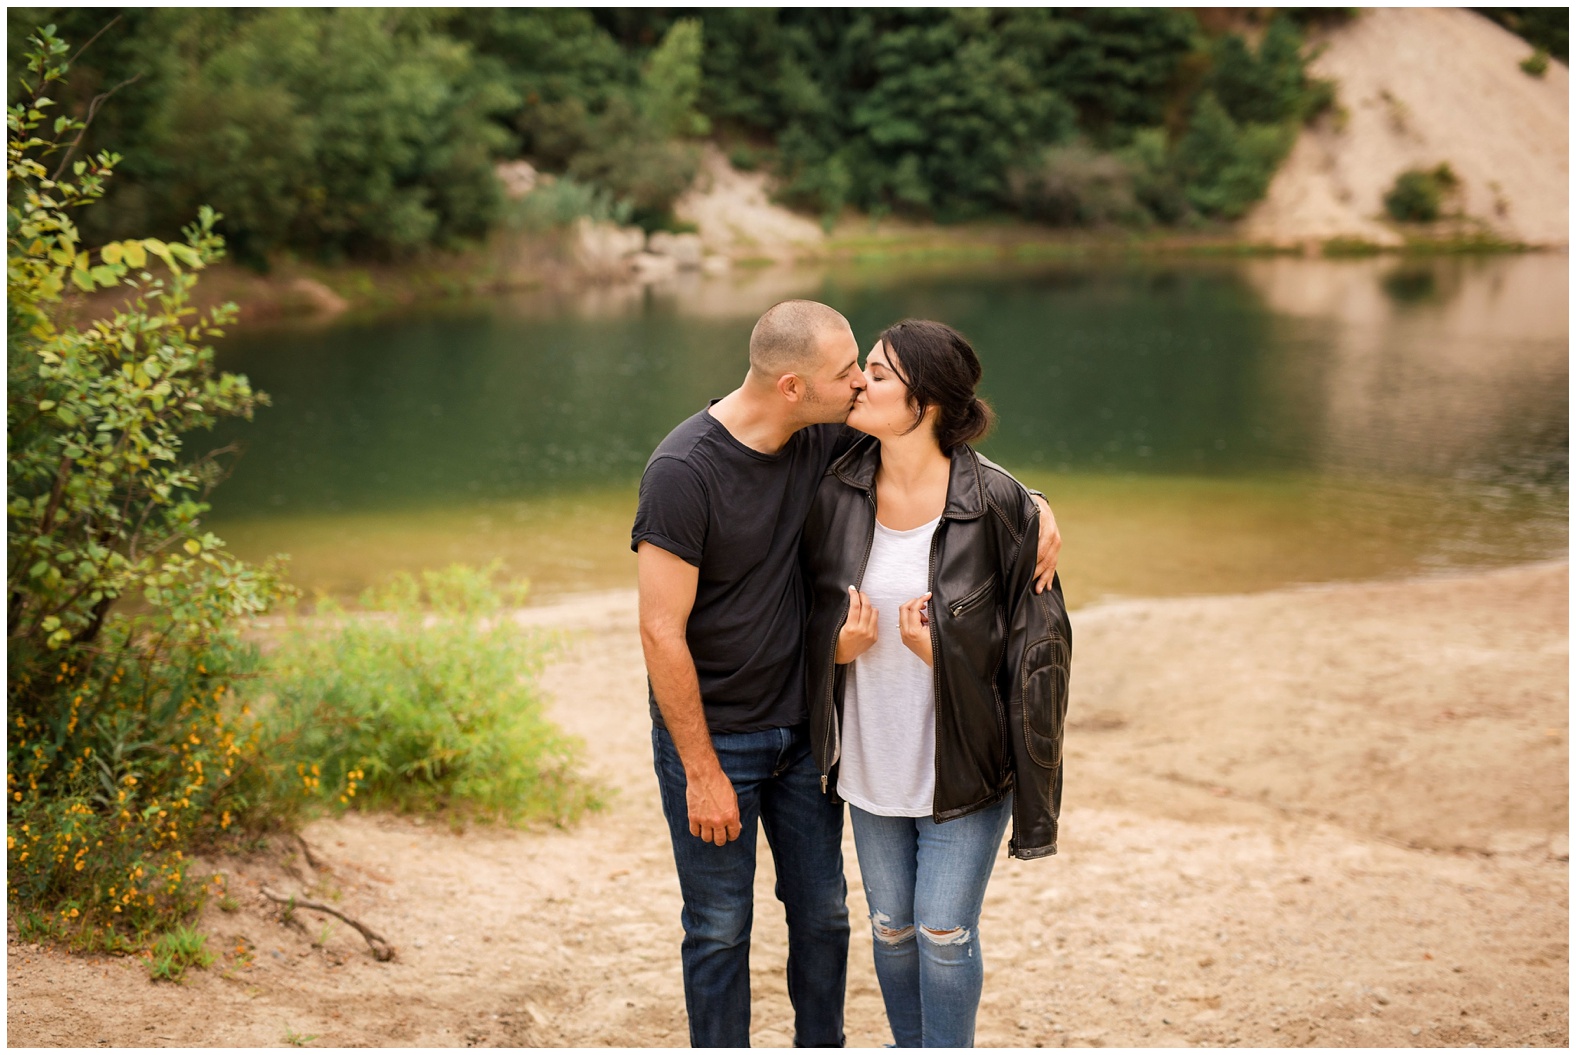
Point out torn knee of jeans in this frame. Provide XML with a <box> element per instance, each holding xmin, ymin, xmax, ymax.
<box><xmin>918</xmin><ymin>923</ymin><xmax>972</xmax><ymax>946</ymax></box>
<box><xmin>869</xmin><ymin>908</ymin><xmax>915</xmax><ymax>945</ymax></box>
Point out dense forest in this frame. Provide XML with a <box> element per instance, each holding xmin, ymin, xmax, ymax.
<box><xmin>5</xmin><ymin>8</ymin><xmax>1565</xmax><ymax>264</ymax></box>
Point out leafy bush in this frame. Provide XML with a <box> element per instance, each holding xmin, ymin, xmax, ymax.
<box><xmin>507</xmin><ymin>176</ymin><xmax>633</xmax><ymax>231</ymax></box>
<box><xmin>9</xmin><ymin>632</ymin><xmax>266</xmax><ymax>950</ymax></box>
<box><xmin>1383</xmin><ymin>164</ymin><xmax>1459</xmax><ymax>223</ymax></box>
<box><xmin>1007</xmin><ymin>143</ymin><xmax>1146</xmax><ymax>227</ymax></box>
<box><xmin>563</xmin><ymin>95</ymin><xmax>701</xmax><ymax>227</ymax></box>
<box><xmin>7</xmin><ymin>25</ymin><xmax>286</xmax><ymax>949</ymax></box>
<box><xmin>1520</xmin><ymin>47</ymin><xmax>1551</xmax><ymax>77</ymax></box>
<box><xmin>728</xmin><ymin>145</ymin><xmax>764</xmax><ymax>172</ymax></box>
<box><xmin>244</xmin><ymin>565</ymin><xmax>601</xmax><ymax>828</ymax></box>
<box><xmin>1121</xmin><ymin>128</ymin><xmax>1191</xmax><ymax>225</ymax></box>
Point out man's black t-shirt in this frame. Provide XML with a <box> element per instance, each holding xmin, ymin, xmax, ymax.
<box><xmin>631</xmin><ymin>406</ymin><xmax>854</xmax><ymax>734</ymax></box>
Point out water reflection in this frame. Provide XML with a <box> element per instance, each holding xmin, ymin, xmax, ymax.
<box><xmin>1243</xmin><ymin>254</ymin><xmax>1568</xmax><ymax>485</ymax></box>
<box><xmin>206</xmin><ymin>254</ymin><xmax>1567</xmax><ymax>604</ymax></box>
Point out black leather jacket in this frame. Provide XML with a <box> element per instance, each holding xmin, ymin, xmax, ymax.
<box><xmin>801</xmin><ymin>437</ymin><xmax>1071</xmax><ymax>859</ymax></box>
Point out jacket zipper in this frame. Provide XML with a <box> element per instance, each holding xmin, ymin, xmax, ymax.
<box><xmin>820</xmin><ymin>489</ymin><xmax>878</xmax><ymax>793</ymax></box>
<box><xmin>926</xmin><ymin>516</ymin><xmax>946</xmax><ymax>818</ymax></box>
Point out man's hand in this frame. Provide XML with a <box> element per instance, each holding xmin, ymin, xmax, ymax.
<box><xmin>898</xmin><ymin>593</ymin><xmax>933</xmax><ymax>666</ymax></box>
<box><xmin>834</xmin><ymin>586</ymin><xmax>878</xmax><ymax>664</ymax></box>
<box><xmin>1028</xmin><ymin>494</ymin><xmax>1061</xmax><ymax>593</ymax></box>
<box><xmin>686</xmin><ymin>763</ymin><xmax>742</xmax><ymax>846</ymax></box>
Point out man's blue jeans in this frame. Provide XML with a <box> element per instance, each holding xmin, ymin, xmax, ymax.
<box><xmin>652</xmin><ymin>722</ymin><xmax>850</xmax><ymax>1047</ymax></box>
<box><xmin>850</xmin><ymin>795</ymin><xmax>1013</xmax><ymax>1048</ymax></box>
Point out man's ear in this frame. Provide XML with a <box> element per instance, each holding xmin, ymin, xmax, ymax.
<box><xmin>777</xmin><ymin>372</ymin><xmax>803</xmax><ymax>404</ymax></box>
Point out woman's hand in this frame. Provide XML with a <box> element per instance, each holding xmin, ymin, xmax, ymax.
<box><xmin>835</xmin><ymin>586</ymin><xmax>878</xmax><ymax>664</ymax></box>
<box><xmin>898</xmin><ymin>593</ymin><xmax>933</xmax><ymax>666</ymax></box>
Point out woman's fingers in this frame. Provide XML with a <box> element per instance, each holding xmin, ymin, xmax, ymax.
<box><xmin>847</xmin><ymin>586</ymin><xmax>878</xmax><ymax>641</ymax></box>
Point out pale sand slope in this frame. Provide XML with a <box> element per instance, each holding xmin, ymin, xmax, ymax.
<box><xmin>673</xmin><ymin>145</ymin><xmax>826</xmax><ymax>261</ymax></box>
<box><xmin>1243</xmin><ymin>8</ymin><xmax>1569</xmax><ymax>248</ymax></box>
<box><xmin>7</xmin><ymin>563</ymin><xmax>1567</xmax><ymax>1047</ymax></box>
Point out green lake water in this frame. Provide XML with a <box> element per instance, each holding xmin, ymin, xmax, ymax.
<box><xmin>207</xmin><ymin>253</ymin><xmax>1568</xmax><ymax>609</ymax></box>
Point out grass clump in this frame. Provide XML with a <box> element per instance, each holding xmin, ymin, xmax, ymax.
<box><xmin>148</xmin><ymin>923</ymin><xmax>216</xmax><ymax>982</ymax></box>
<box><xmin>245</xmin><ymin>564</ymin><xmax>601</xmax><ymax>828</ymax></box>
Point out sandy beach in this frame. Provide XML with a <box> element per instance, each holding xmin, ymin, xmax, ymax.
<box><xmin>7</xmin><ymin>561</ymin><xmax>1568</xmax><ymax>1047</ymax></box>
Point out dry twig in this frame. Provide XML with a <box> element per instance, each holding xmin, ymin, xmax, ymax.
<box><xmin>261</xmin><ymin>886</ymin><xmax>396</xmax><ymax>962</ymax></box>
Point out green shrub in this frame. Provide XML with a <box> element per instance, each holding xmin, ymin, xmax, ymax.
<box><xmin>1007</xmin><ymin>143</ymin><xmax>1146</xmax><ymax>227</ymax></box>
<box><xmin>1520</xmin><ymin>47</ymin><xmax>1550</xmax><ymax>77</ymax></box>
<box><xmin>563</xmin><ymin>95</ymin><xmax>701</xmax><ymax>226</ymax></box>
<box><xmin>1383</xmin><ymin>163</ymin><xmax>1459</xmax><ymax>223</ymax></box>
<box><xmin>1121</xmin><ymin>128</ymin><xmax>1191</xmax><ymax>225</ymax></box>
<box><xmin>245</xmin><ymin>565</ymin><xmax>601</xmax><ymax>828</ymax></box>
<box><xmin>7</xmin><ymin>25</ymin><xmax>286</xmax><ymax>950</ymax></box>
<box><xmin>728</xmin><ymin>145</ymin><xmax>763</xmax><ymax>172</ymax></box>
<box><xmin>507</xmin><ymin>176</ymin><xmax>633</xmax><ymax>231</ymax></box>
<box><xmin>9</xmin><ymin>632</ymin><xmax>265</xmax><ymax>950</ymax></box>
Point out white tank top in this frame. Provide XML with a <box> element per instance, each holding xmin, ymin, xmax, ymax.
<box><xmin>837</xmin><ymin>515</ymin><xmax>940</xmax><ymax>817</ymax></box>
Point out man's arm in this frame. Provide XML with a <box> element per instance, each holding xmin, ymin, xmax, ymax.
<box><xmin>1026</xmin><ymin>492</ymin><xmax>1062</xmax><ymax>593</ymax></box>
<box><xmin>974</xmin><ymin>450</ymin><xmax>1063</xmax><ymax>591</ymax></box>
<box><xmin>637</xmin><ymin>541</ymin><xmax>742</xmax><ymax>847</ymax></box>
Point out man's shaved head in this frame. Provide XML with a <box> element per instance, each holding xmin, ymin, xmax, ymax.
<box><xmin>748</xmin><ymin>300</ymin><xmax>852</xmax><ymax>380</ymax></box>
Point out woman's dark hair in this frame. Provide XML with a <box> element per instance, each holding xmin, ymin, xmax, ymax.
<box><xmin>875</xmin><ymin>319</ymin><xmax>995</xmax><ymax>454</ymax></box>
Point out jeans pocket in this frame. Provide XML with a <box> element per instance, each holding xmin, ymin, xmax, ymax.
<box><xmin>1021</xmin><ymin>634</ymin><xmax>1070</xmax><ymax>768</ymax></box>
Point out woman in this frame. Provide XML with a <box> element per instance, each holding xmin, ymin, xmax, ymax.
<box><xmin>802</xmin><ymin>319</ymin><xmax>1071</xmax><ymax>1047</ymax></box>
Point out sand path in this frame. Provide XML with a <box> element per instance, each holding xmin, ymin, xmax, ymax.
<box><xmin>7</xmin><ymin>562</ymin><xmax>1568</xmax><ymax>1047</ymax></box>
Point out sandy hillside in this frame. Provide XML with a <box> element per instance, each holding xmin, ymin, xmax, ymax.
<box><xmin>1243</xmin><ymin>8</ymin><xmax>1569</xmax><ymax>248</ymax></box>
<box><xmin>7</xmin><ymin>562</ymin><xmax>1568</xmax><ymax>1048</ymax></box>
<box><xmin>673</xmin><ymin>146</ymin><xmax>826</xmax><ymax>261</ymax></box>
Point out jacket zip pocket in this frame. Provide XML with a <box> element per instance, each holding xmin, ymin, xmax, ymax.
<box><xmin>948</xmin><ymin>577</ymin><xmax>995</xmax><ymax>619</ymax></box>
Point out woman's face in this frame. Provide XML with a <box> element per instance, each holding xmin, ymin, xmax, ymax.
<box><xmin>847</xmin><ymin>339</ymin><xmax>923</xmax><ymax>439</ymax></box>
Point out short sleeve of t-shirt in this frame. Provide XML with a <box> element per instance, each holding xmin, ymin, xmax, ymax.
<box><xmin>631</xmin><ymin>456</ymin><xmax>709</xmax><ymax>566</ymax></box>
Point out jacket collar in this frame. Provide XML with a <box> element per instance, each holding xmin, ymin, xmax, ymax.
<box><xmin>830</xmin><ymin>435</ymin><xmax>987</xmax><ymax>520</ymax></box>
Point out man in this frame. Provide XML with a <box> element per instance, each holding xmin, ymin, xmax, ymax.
<box><xmin>632</xmin><ymin>300</ymin><xmax>1060</xmax><ymax>1047</ymax></box>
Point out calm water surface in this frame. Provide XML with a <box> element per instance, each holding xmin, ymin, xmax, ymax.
<box><xmin>208</xmin><ymin>254</ymin><xmax>1568</xmax><ymax>608</ymax></box>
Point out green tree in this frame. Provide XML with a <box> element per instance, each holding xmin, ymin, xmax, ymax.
<box><xmin>1207</xmin><ymin>16</ymin><xmax>1330</xmax><ymax>126</ymax></box>
<box><xmin>1174</xmin><ymin>91</ymin><xmax>1295</xmax><ymax>220</ymax></box>
<box><xmin>641</xmin><ymin>18</ymin><xmax>709</xmax><ymax>139</ymax></box>
<box><xmin>1477</xmin><ymin>8</ymin><xmax>1568</xmax><ymax>63</ymax></box>
<box><xmin>144</xmin><ymin>9</ymin><xmax>517</xmax><ymax>261</ymax></box>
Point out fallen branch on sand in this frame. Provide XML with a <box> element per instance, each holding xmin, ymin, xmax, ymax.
<box><xmin>260</xmin><ymin>886</ymin><xmax>396</xmax><ymax>962</ymax></box>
